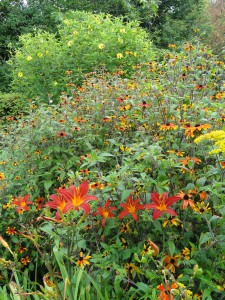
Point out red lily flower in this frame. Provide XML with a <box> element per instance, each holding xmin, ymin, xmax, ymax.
<box><xmin>59</xmin><ymin>180</ymin><xmax>98</xmax><ymax>214</ymax></box>
<box><xmin>93</xmin><ymin>199</ymin><xmax>117</xmax><ymax>227</ymax></box>
<box><xmin>118</xmin><ymin>195</ymin><xmax>145</xmax><ymax>221</ymax></box>
<box><xmin>12</xmin><ymin>194</ymin><xmax>32</xmax><ymax>213</ymax></box>
<box><xmin>145</xmin><ymin>192</ymin><xmax>181</xmax><ymax>220</ymax></box>
<box><xmin>45</xmin><ymin>190</ymin><xmax>69</xmax><ymax>219</ymax></box>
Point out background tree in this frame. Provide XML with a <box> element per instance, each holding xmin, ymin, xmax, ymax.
<box><xmin>205</xmin><ymin>0</ymin><xmax>225</xmax><ymax>57</ymax></box>
<box><xmin>149</xmin><ymin>0</ymin><xmax>207</xmax><ymax>47</ymax></box>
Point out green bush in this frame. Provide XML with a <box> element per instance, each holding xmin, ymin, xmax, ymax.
<box><xmin>0</xmin><ymin>92</ymin><xmax>28</xmax><ymax>120</ymax></box>
<box><xmin>9</xmin><ymin>10</ymin><xmax>154</xmax><ymax>102</ymax></box>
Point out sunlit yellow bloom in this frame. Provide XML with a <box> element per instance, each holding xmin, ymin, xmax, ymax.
<box><xmin>117</xmin><ymin>53</ymin><xmax>123</xmax><ymax>59</ymax></box>
<box><xmin>98</xmin><ymin>43</ymin><xmax>105</xmax><ymax>49</ymax></box>
<box><xmin>27</xmin><ymin>56</ymin><xmax>32</xmax><ymax>61</ymax></box>
<box><xmin>18</xmin><ymin>72</ymin><xmax>23</xmax><ymax>77</ymax></box>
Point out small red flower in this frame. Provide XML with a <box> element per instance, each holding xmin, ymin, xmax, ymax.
<box><xmin>145</xmin><ymin>192</ymin><xmax>181</xmax><ymax>220</ymax></box>
<box><xmin>118</xmin><ymin>195</ymin><xmax>145</xmax><ymax>221</ymax></box>
<box><xmin>58</xmin><ymin>130</ymin><xmax>67</xmax><ymax>137</ymax></box>
<box><xmin>93</xmin><ymin>199</ymin><xmax>117</xmax><ymax>227</ymax></box>
<box><xmin>12</xmin><ymin>194</ymin><xmax>32</xmax><ymax>213</ymax></box>
<box><xmin>59</xmin><ymin>180</ymin><xmax>98</xmax><ymax>214</ymax></box>
<box><xmin>138</xmin><ymin>101</ymin><xmax>150</xmax><ymax>108</ymax></box>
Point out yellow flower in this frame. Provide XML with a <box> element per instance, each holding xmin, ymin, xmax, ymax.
<box><xmin>168</xmin><ymin>44</ymin><xmax>177</xmax><ymax>48</ymax></box>
<box><xmin>37</xmin><ymin>53</ymin><xmax>43</xmax><ymax>58</ymax></box>
<box><xmin>0</xmin><ymin>173</ymin><xmax>5</xmax><ymax>181</ymax></box>
<box><xmin>195</xmin><ymin>130</ymin><xmax>225</xmax><ymax>154</ymax></box>
<box><xmin>126</xmin><ymin>263</ymin><xmax>141</xmax><ymax>274</ymax></box>
<box><xmin>18</xmin><ymin>72</ymin><xmax>23</xmax><ymax>77</ymax></box>
<box><xmin>67</xmin><ymin>41</ymin><xmax>73</xmax><ymax>47</ymax></box>
<box><xmin>117</xmin><ymin>53</ymin><xmax>123</xmax><ymax>59</ymax></box>
<box><xmin>120</xmin><ymin>28</ymin><xmax>126</xmax><ymax>33</ymax></box>
<box><xmin>76</xmin><ymin>252</ymin><xmax>91</xmax><ymax>268</ymax></box>
<box><xmin>27</xmin><ymin>56</ymin><xmax>32</xmax><ymax>61</ymax></box>
<box><xmin>98</xmin><ymin>43</ymin><xmax>105</xmax><ymax>49</ymax></box>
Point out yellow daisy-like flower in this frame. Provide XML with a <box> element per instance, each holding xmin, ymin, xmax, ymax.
<box><xmin>27</xmin><ymin>56</ymin><xmax>32</xmax><ymax>61</ymax></box>
<box><xmin>98</xmin><ymin>43</ymin><xmax>105</xmax><ymax>49</ymax></box>
<box><xmin>76</xmin><ymin>252</ymin><xmax>91</xmax><ymax>268</ymax></box>
<box><xmin>0</xmin><ymin>173</ymin><xmax>5</xmax><ymax>181</ymax></box>
<box><xmin>117</xmin><ymin>53</ymin><xmax>123</xmax><ymax>59</ymax></box>
<box><xmin>168</xmin><ymin>44</ymin><xmax>177</xmax><ymax>48</ymax></box>
<box><xmin>18</xmin><ymin>72</ymin><xmax>23</xmax><ymax>77</ymax></box>
<box><xmin>37</xmin><ymin>53</ymin><xmax>43</xmax><ymax>58</ymax></box>
<box><xmin>126</xmin><ymin>263</ymin><xmax>141</xmax><ymax>274</ymax></box>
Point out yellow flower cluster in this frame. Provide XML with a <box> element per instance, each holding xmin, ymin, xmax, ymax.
<box><xmin>194</xmin><ymin>130</ymin><xmax>225</xmax><ymax>154</ymax></box>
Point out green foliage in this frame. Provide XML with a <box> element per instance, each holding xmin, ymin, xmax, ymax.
<box><xmin>150</xmin><ymin>0</ymin><xmax>207</xmax><ymax>47</ymax></box>
<box><xmin>1</xmin><ymin>42</ymin><xmax>225</xmax><ymax>298</ymax></box>
<box><xmin>0</xmin><ymin>92</ymin><xmax>28</xmax><ymax>120</ymax></box>
<box><xmin>9</xmin><ymin>10</ymin><xmax>154</xmax><ymax>102</ymax></box>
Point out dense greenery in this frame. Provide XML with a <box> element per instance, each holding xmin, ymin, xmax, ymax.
<box><xmin>0</xmin><ymin>0</ymin><xmax>216</xmax><ymax>93</ymax></box>
<box><xmin>9</xmin><ymin>11</ymin><xmax>154</xmax><ymax>102</ymax></box>
<box><xmin>1</xmin><ymin>42</ymin><xmax>225</xmax><ymax>299</ymax></box>
<box><xmin>1</xmin><ymin>1</ymin><xmax>225</xmax><ymax>299</ymax></box>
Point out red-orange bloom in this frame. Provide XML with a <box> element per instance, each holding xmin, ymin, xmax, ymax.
<box><xmin>59</xmin><ymin>180</ymin><xmax>98</xmax><ymax>214</ymax></box>
<box><xmin>93</xmin><ymin>199</ymin><xmax>117</xmax><ymax>227</ymax></box>
<box><xmin>157</xmin><ymin>282</ymin><xmax>178</xmax><ymax>300</ymax></box>
<box><xmin>12</xmin><ymin>194</ymin><xmax>32</xmax><ymax>213</ymax></box>
<box><xmin>45</xmin><ymin>190</ymin><xmax>69</xmax><ymax>220</ymax></box>
<box><xmin>145</xmin><ymin>192</ymin><xmax>181</xmax><ymax>220</ymax></box>
<box><xmin>176</xmin><ymin>191</ymin><xmax>195</xmax><ymax>210</ymax></box>
<box><xmin>118</xmin><ymin>195</ymin><xmax>145</xmax><ymax>221</ymax></box>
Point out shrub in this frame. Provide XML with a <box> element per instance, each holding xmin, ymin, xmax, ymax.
<box><xmin>0</xmin><ymin>92</ymin><xmax>28</xmax><ymax>120</ymax></box>
<box><xmin>9</xmin><ymin>10</ymin><xmax>154</xmax><ymax>102</ymax></box>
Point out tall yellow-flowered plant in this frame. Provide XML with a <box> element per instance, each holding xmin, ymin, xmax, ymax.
<box><xmin>194</xmin><ymin>130</ymin><xmax>225</xmax><ymax>154</ymax></box>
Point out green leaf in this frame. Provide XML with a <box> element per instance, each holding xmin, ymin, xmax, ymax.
<box><xmin>44</xmin><ymin>180</ymin><xmax>54</xmax><ymax>191</ymax></box>
<box><xmin>121</xmin><ymin>189</ymin><xmax>133</xmax><ymax>201</ymax></box>
<box><xmin>199</xmin><ymin>232</ymin><xmax>212</xmax><ymax>248</ymax></box>
<box><xmin>168</xmin><ymin>240</ymin><xmax>175</xmax><ymax>256</ymax></box>
<box><xmin>196</xmin><ymin>177</ymin><xmax>206</xmax><ymax>188</ymax></box>
<box><xmin>136</xmin><ymin>282</ymin><xmax>150</xmax><ymax>293</ymax></box>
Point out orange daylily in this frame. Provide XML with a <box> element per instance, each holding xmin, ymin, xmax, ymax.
<box><xmin>12</xmin><ymin>194</ymin><xmax>32</xmax><ymax>213</ymax></box>
<box><xmin>45</xmin><ymin>190</ymin><xmax>68</xmax><ymax>220</ymax></box>
<box><xmin>93</xmin><ymin>199</ymin><xmax>117</xmax><ymax>227</ymax></box>
<box><xmin>145</xmin><ymin>192</ymin><xmax>181</xmax><ymax>220</ymax></box>
<box><xmin>118</xmin><ymin>195</ymin><xmax>145</xmax><ymax>221</ymax></box>
<box><xmin>59</xmin><ymin>180</ymin><xmax>98</xmax><ymax>214</ymax></box>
